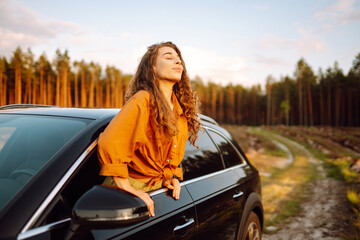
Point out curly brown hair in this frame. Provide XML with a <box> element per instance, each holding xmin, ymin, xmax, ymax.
<box><xmin>125</xmin><ymin>41</ymin><xmax>201</xmax><ymax>146</ymax></box>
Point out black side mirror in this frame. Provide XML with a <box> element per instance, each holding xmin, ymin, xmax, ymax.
<box><xmin>65</xmin><ymin>185</ymin><xmax>149</xmax><ymax>240</ymax></box>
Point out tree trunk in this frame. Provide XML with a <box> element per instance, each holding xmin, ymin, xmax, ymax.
<box><xmin>118</xmin><ymin>75</ymin><xmax>123</xmax><ymax>107</ymax></box>
<box><xmin>236</xmin><ymin>89</ymin><xmax>242</xmax><ymax>125</ymax></box>
<box><xmin>15</xmin><ymin>65</ymin><xmax>21</xmax><ymax>104</ymax></box>
<box><xmin>110</xmin><ymin>73</ymin><xmax>115</xmax><ymax>108</ymax></box>
<box><xmin>218</xmin><ymin>90</ymin><xmax>224</xmax><ymax>123</ymax></box>
<box><xmin>319</xmin><ymin>83</ymin><xmax>325</xmax><ymax>125</ymax></box>
<box><xmin>252</xmin><ymin>89</ymin><xmax>256</xmax><ymax>125</ymax></box>
<box><xmin>307</xmin><ymin>80</ymin><xmax>313</xmax><ymax>126</ymax></box>
<box><xmin>285</xmin><ymin>83</ymin><xmax>290</xmax><ymax>126</ymax></box>
<box><xmin>67</xmin><ymin>73</ymin><xmax>72</xmax><ymax>107</ymax></box>
<box><xmin>61</xmin><ymin>68</ymin><xmax>68</xmax><ymax>107</ymax></box>
<box><xmin>74</xmin><ymin>72</ymin><xmax>79</xmax><ymax>107</ymax></box>
<box><xmin>266</xmin><ymin>84</ymin><xmax>271</xmax><ymax>125</ymax></box>
<box><xmin>56</xmin><ymin>73</ymin><xmax>60</xmax><ymax>106</ymax></box>
<box><xmin>298</xmin><ymin>77</ymin><xmax>302</xmax><ymax>125</ymax></box>
<box><xmin>0</xmin><ymin>71</ymin><xmax>2</xmax><ymax>106</ymax></box>
<box><xmin>47</xmin><ymin>75</ymin><xmax>52</xmax><ymax>105</ymax></box>
<box><xmin>89</xmin><ymin>71</ymin><xmax>95</xmax><ymax>107</ymax></box>
<box><xmin>335</xmin><ymin>87</ymin><xmax>340</xmax><ymax>127</ymax></box>
<box><xmin>32</xmin><ymin>76</ymin><xmax>37</xmax><ymax>104</ymax></box>
<box><xmin>3</xmin><ymin>75</ymin><xmax>6</xmax><ymax>105</ymax></box>
<box><xmin>348</xmin><ymin>89</ymin><xmax>352</xmax><ymax>126</ymax></box>
<box><xmin>96</xmin><ymin>77</ymin><xmax>101</xmax><ymax>107</ymax></box>
<box><xmin>81</xmin><ymin>70</ymin><xmax>87</xmax><ymax>107</ymax></box>
<box><xmin>40</xmin><ymin>67</ymin><xmax>45</xmax><ymax>104</ymax></box>
<box><xmin>211</xmin><ymin>86</ymin><xmax>217</xmax><ymax>119</ymax></box>
<box><xmin>327</xmin><ymin>80</ymin><xmax>331</xmax><ymax>126</ymax></box>
<box><xmin>105</xmin><ymin>76</ymin><xmax>110</xmax><ymax>108</ymax></box>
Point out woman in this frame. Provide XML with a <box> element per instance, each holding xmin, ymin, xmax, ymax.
<box><xmin>97</xmin><ymin>42</ymin><xmax>201</xmax><ymax>217</ymax></box>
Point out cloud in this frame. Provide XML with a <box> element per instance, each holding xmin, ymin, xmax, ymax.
<box><xmin>315</xmin><ymin>0</ymin><xmax>360</xmax><ymax>24</ymax></box>
<box><xmin>0</xmin><ymin>0</ymin><xmax>78</xmax><ymax>55</ymax></box>
<box><xmin>253</xmin><ymin>3</ymin><xmax>270</xmax><ymax>11</ymax></box>
<box><xmin>181</xmin><ymin>46</ymin><xmax>250</xmax><ymax>86</ymax></box>
<box><xmin>259</xmin><ymin>26</ymin><xmax>326</xmax><ymax>55</ymax></box>
<box><xmin>0</xmin><ymin>27</ymin><xmax>45</xmax><ymax>56</ymax></box>
<box><xmin>253</xmin><ymin>54</ymin><xmax>288</xmax><ymax>67</ymax></box>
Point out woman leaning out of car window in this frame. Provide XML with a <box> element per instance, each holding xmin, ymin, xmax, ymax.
<box><xmin>97</xmin><ymin>42</ymin><xmax>201</xmax><ymax>217</ymax></box>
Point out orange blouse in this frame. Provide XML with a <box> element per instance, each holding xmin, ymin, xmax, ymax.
<box><xmin>97</xmin><ymin>90</ymin><xmax>188</xmax><ymax>187</ymax></box>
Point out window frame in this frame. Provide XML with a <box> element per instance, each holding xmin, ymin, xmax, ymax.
<box><xmin>204</xmin><ymin>126</ymin><xmax>246</xmax><ymax>166</ymax></box>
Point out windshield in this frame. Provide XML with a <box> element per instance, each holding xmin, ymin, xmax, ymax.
<box><xmin>0</xmin><ymin>114</ymin><xmax>92</xmax><ymax>212</ymax></box>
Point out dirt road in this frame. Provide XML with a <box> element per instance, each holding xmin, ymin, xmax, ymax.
<box><xmin>262</xmin><ymin>138</ymin><xmax>353</xmax><ymax>240</ymax></box>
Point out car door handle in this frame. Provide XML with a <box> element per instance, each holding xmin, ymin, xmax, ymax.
<box><xmin>173</xmin><ymin>218</ymin><xmax>195</xmax><ymax>237</ymax></box>
<box><xmin>233</xmin><ymin>191</ymin><xmax>244</xmax><ymax>199</ymax></box>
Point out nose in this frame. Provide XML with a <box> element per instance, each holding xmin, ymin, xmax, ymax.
<box><xmin>175</xmin><ymin>58</ymin><xmax>181</xmax><ymax>65</ymax></box>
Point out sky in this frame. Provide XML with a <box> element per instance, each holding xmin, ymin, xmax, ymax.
<box><xmin>1</xmin><ymin>0</ymin><xmax>360</xmax><ymax>88</ymax></box>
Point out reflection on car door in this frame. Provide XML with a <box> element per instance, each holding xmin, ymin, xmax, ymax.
<box><xmin>92</xmin><ymin>189</ymin><xmax>196</xmax><ymax>240</ymax></box>
<box><xmin>181</xmin><ymin>129</ymin><xmax>244</xmax><ymax>240</ymax></box>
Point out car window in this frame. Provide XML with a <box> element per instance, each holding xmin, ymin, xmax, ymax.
<box><xmin>207</xmin><ymin>129</ymin><xmax>244</xmax><ymax>168</ymax></box>
<box><xmin>37</xmin><ymin>147</ymin><xmax>105</xmax><ymax>227</ymax></box>
<box><xmin>0</xmin><ymin>114</ymin><xmax>92</xmax><ymax>213</ymax></box>
<box><xmin>182</xmin><ymin>129</ymin><xmax>224</xmax><ymax>181</ymax></box>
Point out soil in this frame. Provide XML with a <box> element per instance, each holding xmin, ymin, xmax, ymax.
<box><xmin>262</xmin><ymin>140</ymin><xmax>354</xmax><ymax>240</ymax></box>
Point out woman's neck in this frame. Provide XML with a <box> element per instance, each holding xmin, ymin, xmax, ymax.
<box><xmin>159</xmin><ymin>80</ymin><xmax>175</xmax><ymax>110</ymax></box>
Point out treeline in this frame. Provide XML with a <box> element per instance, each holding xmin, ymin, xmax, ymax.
<box><xmin>196</xmin><ymin>54</ymin><xmax>360</xmax><ymax>126</ymax></box>
<box><xmin>0</xmin><ymin>47</ymin><xmax>359</xmax><ymax>126</ymax></box>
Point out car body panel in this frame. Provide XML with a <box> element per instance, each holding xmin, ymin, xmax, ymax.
<box><xmin>0</xmin><ymin>106</ymin><xmax>262</xmax><ymax>240</ymax></box>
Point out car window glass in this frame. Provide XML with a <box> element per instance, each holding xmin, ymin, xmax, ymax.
<box><xmin>0</xmin><ymin>114</ymin><xmax>92</xmax><ymax>213</ymax></box>
<box><xmin>182</xmin><ymin>129</ymin><xmax>224</xmax><ymax>181</ymax></box>
<box><xmin>37</xmin><ymin>147</ymin><xmax>105</xmax><ymax>227</ymax></box>
<box><xmin>207</xmin><ymin>130</ymin><xmax>244</xmax><ymax>168</ymax></box>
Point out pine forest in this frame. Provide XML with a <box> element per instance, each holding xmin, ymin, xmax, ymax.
<box><xmin>1</xmin><ymin>47</ymin><xmax>360</xmax><ymax>127</ymax></box>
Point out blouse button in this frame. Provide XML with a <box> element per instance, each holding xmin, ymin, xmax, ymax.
<box><xmin>174</xmin><ymin>145</ymin><xmax>177</xmax><ymax>148</ymax></box>
<box><xmin>167</xmin><ymin>159</ymin><xmax>170</xmax><ymax>162</ymax></box>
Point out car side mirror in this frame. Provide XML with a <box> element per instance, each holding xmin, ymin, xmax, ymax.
<box><xmin>65</xmin><ymin>185</ymin><xmax>149</xmax><ymax>240</ymax></box>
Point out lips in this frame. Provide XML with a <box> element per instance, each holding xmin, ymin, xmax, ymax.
<box><xmin>172</xmin><ymin>67</ymin><xmax>183</xmax><ymax>71</ymax></box>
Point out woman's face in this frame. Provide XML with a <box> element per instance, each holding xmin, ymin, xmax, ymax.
<box><xmin>153</xmin><ymin>46</ymin><xmax>183</xmax><ymax>83</ymax></box>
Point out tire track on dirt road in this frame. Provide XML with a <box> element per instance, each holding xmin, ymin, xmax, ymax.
<box><xmin>263</xmin><ymin>134</ymin><xmax>353</xmax><ymax>240</ymax></box>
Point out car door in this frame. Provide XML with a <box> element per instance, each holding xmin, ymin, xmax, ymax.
<box><xmin>181</xmin><ymin>128</ymin><xmax>244</xmax><ymax>240</ymax></box>
<box><xmin>21</xmin><ymin>143</ymin><xmax>197</xmax><ymax>240</ymax></box>
<box><xmin>101</xmin><ymin>189</ymin><xmax>196</xmax><ymax>240</ymax></box>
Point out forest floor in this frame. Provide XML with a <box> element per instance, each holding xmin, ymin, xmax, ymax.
<box><xmin>223</xmin><ymin>125</ymin><xmax>360</xmax><ymax>240</ymax></box>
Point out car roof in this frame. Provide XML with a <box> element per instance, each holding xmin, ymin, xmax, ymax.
<box><xmin>0</xmin><ymin>106</ymin><xmax>120</xmax><ymax>120</ymax></box>
<box><xmin>0</xmin><ymin>105</ymin><xmax>219</xmax><ymax>126</ymax></box>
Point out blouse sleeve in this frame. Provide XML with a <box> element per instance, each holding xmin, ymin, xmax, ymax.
<box><xmin>97</xmin><ymin>93</ymin><xmax>149</xmax><ymax>178</ymax></box>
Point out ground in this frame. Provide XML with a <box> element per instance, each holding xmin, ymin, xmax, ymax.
<box><xmin>262</xmin><ymin>141</ymin><xmax>353</xmax><ymax>240</ymax></box>
<box><xmin>223</xmin><ymin>125</ymin><xmax>359</xmax><ymax>240</ymax></box>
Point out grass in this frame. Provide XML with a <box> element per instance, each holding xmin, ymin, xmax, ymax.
<box><xmin>225</xmin><ymin>125</ymin><xmax>360</xmax><ymax>237</ymax></box>
<box><xmin>267</xmin><ymin>126</ymin><xmax>360</xmax><ymax>239</ymax></box>
<box><xmin>247</xmin><ymin>128</ymin><xmax>318</xmax><ymax>231</ymax></box>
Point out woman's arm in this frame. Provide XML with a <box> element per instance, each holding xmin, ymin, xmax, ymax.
<box><xmin>113</xmin><ymin>177</ymin><xmax>155</xmax><ymax>217</ymax></box>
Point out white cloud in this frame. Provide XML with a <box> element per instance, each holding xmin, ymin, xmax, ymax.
<box><xmin>181</xmin><ymin>46</ymin><xmax>250</xmax><ymax>86</ymax></box>
<box><xmin>0</xmin><ymin>0</ymin><xmax>78</xmax><ymax>56</ymax></box>
<box><xmin>253</xmin><ymin>3</ymin><xmax>270</xmax><ymax>11</ymax></box>
<box><xmin>259</xmin><ymin>26</ymin><xmax>326</xmax><ymax>56</ymax></box>
<box><xmin>0</xmin><ymin>27</ymin><xmax>45</xmax><ymax>56</ymax></box>
<box><xmin>315</xmin><ymin>0</ymin><xmax>360</xmax><ymax>24</ymax></box>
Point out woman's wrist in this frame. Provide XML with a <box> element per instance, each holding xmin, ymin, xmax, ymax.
<box><xmin>113</xmin><ymin>177</ymin><xmax>134</xmax><ymax>192</ymax></box>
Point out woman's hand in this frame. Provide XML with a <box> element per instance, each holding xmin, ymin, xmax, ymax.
<box><xmin>113</xmin><ymin>177</ymin><xmax>155</xmax><ymax>217</ymax></box>
<box><xmin>163</xmin><ymin>178</ymin><xmax>181</xmax><ymax>200</ymax></box>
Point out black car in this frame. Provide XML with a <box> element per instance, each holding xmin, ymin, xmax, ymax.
<box><xmin>0</xmin><ymin>105</ymin><xmax>263</xmax><ymax>240</ymax></box>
